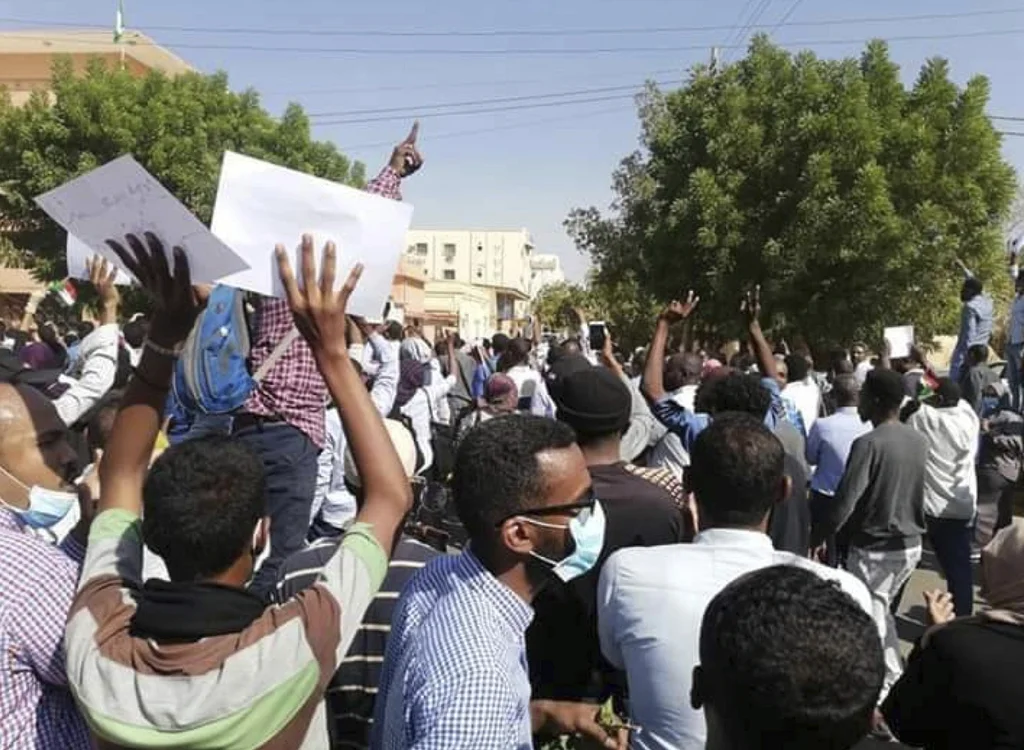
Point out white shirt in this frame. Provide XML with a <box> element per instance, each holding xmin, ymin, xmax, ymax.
<box><xmin>907</xmin><ymin>400</ymin><xmax>980</xmax><ymax>520</ymax></box>
<box><xmin>311</xmin><ymin>334</ymin><xmax>398</xmax><ymax>527</ymax></box>
<box><xmin>597</xmin><ymin>528</ymin><xmax>872</xmax><ymax>750</ymax></box>
<box><xmin>782</xmin><ymin>377</ymin><xmax>821</xmax><ymax>432</ymax></box>
<box><xmin>854</xmin><ymin>360</ymin><xmax>873</xmax><ymax>386</ymax></box>
<box><xmin>400</xmin><ymin>374</ymin><xmax>456</xmax><ymax>472</ymax></box>
<box><xmin>506</xmin><ymin>364</ymin><xmax>555</xmax><ymax>417</ymax></box>
<box><xmin>54</xmin><ymin>323</ymin><xmax>119</xmax><ymax>426</ymax></box>
<box><xmin>670</xmin><ymin>384</ymin><xmax>698</xmax><ymax>413</ymax></box>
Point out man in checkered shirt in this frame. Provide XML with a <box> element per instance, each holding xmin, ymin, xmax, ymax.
<box><xmin>242</xmin><ymin>125</ymin><xmax>422</xmax><ymax>597</ymax></box>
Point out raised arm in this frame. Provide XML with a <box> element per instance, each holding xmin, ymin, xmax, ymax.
<box><xmin>99</xmin><ymin>234</ymin><xmax>201</xmax><ymax>518</ymax></box>
<box><xmin>742</xmin><ymin>286</ymin><xmax>777</xmax><ymax>383</ymax></box>
<box><xmin>641</xmin><ymin>292</ymin><xmax>698</xmax><ymax>403</ymax></box>
<box><xmin>277</xmin><ymin>236</ymin><xmax>412</xmax><ymax>556</ymax></box>
<box><xmin>54</xmin><ymin>256</ymin><xmax>120</xmax><ymax>426</ymax></box>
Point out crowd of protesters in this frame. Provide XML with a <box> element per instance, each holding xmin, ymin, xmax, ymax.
<box><xmin>2</xmin><ymin>129</ymin><xmax>1024</xmax><ymax>750</ymax></box>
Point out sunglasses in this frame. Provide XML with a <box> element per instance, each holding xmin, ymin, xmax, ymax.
<box><xmin>495</xmin><ymin>489</ymin><xmax>596</xmax><ymax>527</ymax></box>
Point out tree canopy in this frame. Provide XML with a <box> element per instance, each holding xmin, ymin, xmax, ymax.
<box><xmin>567</xmin><ymin>37</ymin><xmax>1017</xmax><ymax>350</ymax></box>
<box><xmin>0</xmin><ymin>57</ymin><xmax>365</xmax><ymax>286</ymax></box>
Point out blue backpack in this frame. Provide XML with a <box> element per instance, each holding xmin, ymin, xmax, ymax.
<box><xmin>173</xmin><ymin>286</ymin><xmax>298</xmax><ymax>415</ymax></box>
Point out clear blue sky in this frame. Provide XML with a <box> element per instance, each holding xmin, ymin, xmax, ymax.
<box><xmin>3</xmin><ymin>0</ymin><xmax>1023</xmax><ymax>280</ymax></box>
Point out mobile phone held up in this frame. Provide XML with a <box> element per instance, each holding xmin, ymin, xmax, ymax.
<box><xmin>588</xmin><ymin>321</ymin><xmax>607</xmax><ymax>352</ymax></box>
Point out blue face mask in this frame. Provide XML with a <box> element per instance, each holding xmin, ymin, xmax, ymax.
<box><xmin>521</xmin><ymin>500</ymin><xmax>607</xmax><ymax>582</ymax></box>
<box><xmin>0</xmin><ymin>466</ymin><xmax>77</xmax><ymax>529</ymax></box>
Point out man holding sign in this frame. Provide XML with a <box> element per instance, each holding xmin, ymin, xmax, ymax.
<box><xmin>239</xmin><ymin>124</ymin><xmax>422</xmax><ymax>598</ymax></box>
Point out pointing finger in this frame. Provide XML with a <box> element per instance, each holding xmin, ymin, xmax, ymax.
<box><xmin>404</xmin><ymin>120</ymin><xmax>419</xmax><ymax>145</ymax></box>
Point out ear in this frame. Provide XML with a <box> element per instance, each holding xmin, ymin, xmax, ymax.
<box><xmin>253</xmin><ymin>516</ymin><xmax>271</xmax><ymax>556</ymax></box>
<box><xmin>498</xmin><ymin>516</ymin><xmax>536</xmax><ymax>557</ymax></box>
<box><xmin>775</xmin><ymin>474</ymin><xmax>792</xmax><ymax>506</ymax></box>
<box><xmin>690</xmin><ymin>664</ymin><xmax>705</xmax><ymax>710</ymax></box>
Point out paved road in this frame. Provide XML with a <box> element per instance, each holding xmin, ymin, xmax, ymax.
<box><xmin>894</xmin><ymin>544</ymin><xmax>980</xmax><ymax>655</ymax></box>
<box><xmin>850</xmin><ymin>544</ymin><xmax>978</xmax><ymax>748</ymax></box>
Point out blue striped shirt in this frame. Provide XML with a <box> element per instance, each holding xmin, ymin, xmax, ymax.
<box><xmin>372</xmin><ymin>550</ymin><xmax>534</xmax><ymax>749</ymax></box>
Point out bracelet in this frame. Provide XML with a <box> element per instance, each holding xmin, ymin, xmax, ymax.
<box><xmin>143</xmin><ymin>338</ymin><xmax>183</xmax><ymax>358</ymax></box>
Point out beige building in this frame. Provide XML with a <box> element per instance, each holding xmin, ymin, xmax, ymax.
<box><xmin>528</xmin><ymin>253</ymin><xmax>566</xmax><ymax>297</ymax></box>
<box><xmin>0</xmin><ymin>29</ymin><xmax>193</xmax><ymax>106</ymax></box>
<box><xmin>405</xmin><ymin>229</ymin><xmax>536</xmax><ymax>336</ymax></box>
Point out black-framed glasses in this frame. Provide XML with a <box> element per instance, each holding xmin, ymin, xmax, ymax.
<box><xmin>494</xmin><ymin>489</ymin><xmax>596</xmax><ymax>527</ymax></box>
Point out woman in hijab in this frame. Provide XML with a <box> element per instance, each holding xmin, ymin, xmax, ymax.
<box><xmin>882</xmin><ymin>519</ymin><xmax>1024</xmax><ymax>749</ymax></box>
<box><xmin>454</xmin><ymin>373</ymin><xmax>518</xmax><ymax>448</ymax></box>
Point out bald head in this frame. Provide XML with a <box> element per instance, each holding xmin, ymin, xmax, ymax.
<box><xmin>831</xmin><ymin>374</ymin><xmax>860</xmax><ymax>408</ymax></box>
<box><xmin>0</xmin><ymin>384</ymin><xmax>78</xmax><ymax>510</ymax></box>
<box><xmin>665</xmin><ymin>352</ymin><xmax>704</xmax><ymax>392</ymax></box>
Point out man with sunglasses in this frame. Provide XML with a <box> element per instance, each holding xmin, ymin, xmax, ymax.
<box><xmin>372</xmin><ymin>415</ymin><xmax>626</xmax><ymax>750</ymax></box>
<box><xmin>528</xmin><ymin>363</ymin><xmax>686</xmax><ymax>724</ymax></box>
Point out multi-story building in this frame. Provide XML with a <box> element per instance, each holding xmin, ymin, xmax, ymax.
<box><xmin>528</xmin><ymin>253</ymin><xmax>566</xmax><ymax>297</ymax></box>
<box><xmin>404</xmin><ymin>228</ymin><xmax>535</xmax><ymax>338</ymax></box>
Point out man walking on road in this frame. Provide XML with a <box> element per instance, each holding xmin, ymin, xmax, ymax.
<box><xmin>818</xmin><ymin>368</ymin><xmax>928</xmax><ymax>698</ymax></box>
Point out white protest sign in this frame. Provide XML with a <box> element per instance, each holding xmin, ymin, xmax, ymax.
<box><xmin>66</xmin><ymin>234</ymin><xmax>133</xmax><ymax>285</ymax></box>
<box><xmin>35</xmin><ymin>155</ymin><xmax>250</xmax><ymax>284</ymax></box>
<box><xmin>210</xmin><ymin>151</ymin><xmax>414</xmax><ymax>318</ymax></box>
<box><xmin>884</xmin><ymin>325</ymin><xmax>915</xmax><ymax>359</ymax></box>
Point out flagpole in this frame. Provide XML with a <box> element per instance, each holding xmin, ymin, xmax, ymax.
<box><xmin>114</xmin><ymin>0</ymin><xmax>125</xmax><ymax>70</ymax></box>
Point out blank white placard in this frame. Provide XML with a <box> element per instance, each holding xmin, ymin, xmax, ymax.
<box><xmin>210</xmin><ymin>151</ymin><xmax>414</xmax><ymax>318</ymax></box>
<box><xmin>884</xmin><ymin>325</ymin><xmax>914</xmax><ymax>359</ymax></box>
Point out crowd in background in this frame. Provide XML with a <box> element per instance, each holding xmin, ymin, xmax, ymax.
<box><xmin>2</xmin><ymin>132</ymin><xmax>1024</xmax><ymax>750</ymax></box>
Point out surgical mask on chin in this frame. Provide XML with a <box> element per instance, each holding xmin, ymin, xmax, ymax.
<box><xmin>0</xmin><ymin>466</ymin><xmax>77</xmax><ymax>530</ymax></box>
<box><xmin>520</xmin><ymin>500</ymin><xmax>607</xmax><ymax>583</ymax></box>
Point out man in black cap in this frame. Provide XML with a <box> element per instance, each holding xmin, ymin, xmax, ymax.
<box><xmin>526</xmin><ymin>366</ymin><xmax>687</xmax><ymax>741</ymax></box>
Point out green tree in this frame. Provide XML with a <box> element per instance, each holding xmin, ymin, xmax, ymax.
<box><xmin>567</xmin><ymin>37</ymin><xmax>1017</xmax><ymax>348</ymax></box>
<box><xmin>0</xmin><ymin>57</ymin><xmax>365</xmax><ymax>290</ymax></box>
<box><xmin>531</xmin><ymin>281</ymin><xmax>593</xmax><ymax>332</ymax></box>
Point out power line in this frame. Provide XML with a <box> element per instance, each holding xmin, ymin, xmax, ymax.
<box><xmin>314</xmin><ymin>92</ymin><xmax>645</xmax><ymax>126</ymax></box>
<box><xmin>306</xmin><ymin>79</ymin><xmax>676</xmax><ymax>119</ymax></box>
<box><xmin>268</xmin><ymin>67</ymin><xmax>684</xmax><ymax>96</ymax></box>
<box><xmin>770</xmin><ymin>0</ymin><xmax>808</xmax><ymax>33</ymax></box>
<box><xmin>0</xmin><ymin>8</ymin><xmax>1019</xmax><ymax>37</ymax></box>
<box><xmin>4</xmin><ymin>26</ymin><xmax>1024</xmax><ymax>55</ymax></box>
<box><xmin>311</xmin><ymin>90</ymin><xmax>1024</xmax><ymax>129</ymax></box>
<box><xmin>993</xmin><ymin>115</ymin><xmax>1024</xmax><ymax>123</ymax></box>
<box><xmin>725</xmin><ymin>0</ymin><xmax>776</xmax><ymax>63</ymax></box>
<box><xmin>338</xmin><ymin>104</ymin><xmax>634</xmax><ymax>151</ymax></box>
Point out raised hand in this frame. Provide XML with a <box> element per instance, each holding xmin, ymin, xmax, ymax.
<box><xmin>87</xmin><ymin>255</ymin><xmax>119</xmax><ymax>307</ymax></box>
<box><xmin>923</xmin><ymin>589</ymin><xmax>955</xmax><ymax>626</ymax></box>
<box><xmin>276</xmin><ymin>234</ymin><xmax>363</xmax><ymax>362</ymax></box>
<box><xmin>660</xmin><ymin>291</ymin><xmax>700</xmax><ymax>324</ymax></box>
<box><xmin>87</xmin><ymin>255</ymin><xmax>120</xmax><ymax>325</ymax></box>
<box><xmin>389</xmin><ymin>121</ymin><xmax>423</xmax><ymax>178</ymax></box>
<box><xmin>105</xmin><ymin>232</ymin><xmax>199</xmax><ymax>347</ymax></box>
<box><xmin>740</xmin><ymin>285</ymin><xmax>762</xmax><ymax>325</ymax></box>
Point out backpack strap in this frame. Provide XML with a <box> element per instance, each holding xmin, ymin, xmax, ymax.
<box><xmin>253</xmin><ymin>327</ymin><xmax>301</xmax><ymax>383</ymax></box>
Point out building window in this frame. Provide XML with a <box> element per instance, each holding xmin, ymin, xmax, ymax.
<box><xmin>443</xmin><ymin>243</ymin><xmax>456</xmax><ymax>263</ymax></box>
<box><xmin>443</xmin><ymin>269</ymin><xmax>456</xmax><ymax>280</ymax></box>
<box><xmin>413</xmin><ymin>242</ymin><xmax>428</xmax><ymax>255</ymax></box>
<box><xmin>476</xmin><ymin>269</ymin><xmax>483</xmax><ymax>279</ymax></box>
<box><xmin>476</xmin><ymin>243</ymin><xmax>483</xmax><ymax>252</ymax></box>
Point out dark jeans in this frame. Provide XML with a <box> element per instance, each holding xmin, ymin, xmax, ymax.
<box><xmin>809</xmin><ymin>491</ymin><xmax>843</xmax><ymax>567</ymax></box>
<box><xmin>234</xmin><ymin>420</ymin><xmax>319</xmax><ymax>600</ymax></box>
<box><xmin>926</xmin><ymin>516</ymin><xmax>974</xmax><ymax>617</ymax></box>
